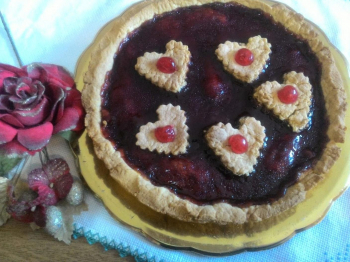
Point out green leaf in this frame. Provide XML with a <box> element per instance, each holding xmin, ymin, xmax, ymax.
<box><xmin>0</xmin><ymin>154</ymin><xmax>21</xmax><ymax>177</ymax></box>
<box><xmin>57</xmin><ymin>131</ymin><xmax>79</xmax><ymax>144</ymax></box>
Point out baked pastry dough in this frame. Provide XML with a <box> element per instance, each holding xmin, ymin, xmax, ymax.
<box><xmin>135</xmin><ymin>40</ymin><xmax>191</xmax><ymax>93</ymax></box>
<box><xmin>206</xmin><ymin>117</ymin><xmax>265</xmax><ymax>175</ymax></box>
<box><xmin>254</xmin><ymin>71</ymin><xmax>312</xmax><ymax>132</ymax></box>
<box><xmin>136</xmin><ymin>104</ymin><xmax>189</xmax><ymax>155</ymax></box>
<box><xmin>216</xmin><ymin>36</ymin><xmax>271</xmax><ymax>83</ymax></box>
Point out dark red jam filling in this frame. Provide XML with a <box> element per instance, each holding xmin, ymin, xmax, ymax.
<box><xmin>101</xmin><ymin>3</ymin><xmax>329</xmax><ymax>206</ymax></box>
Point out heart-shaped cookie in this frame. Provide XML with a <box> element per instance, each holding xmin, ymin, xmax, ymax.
<box><xmin>135</xmin><ymin>40</ymin><xmax>191</xmax><ymax>93</ymax></box>
<box><xmin>136</xmin><ymin>104</ymin><xmax>189</xmax><ymax>155</ymax></box>
<box><xmin>215</xmin><ymin>35</ymin><xmax>271</xmax><ymax>83</ymax></box>
<box><xmin>254</xmin><ymin>71</ymin><xmax>312</xmax><ymax>132</ymax></box>
<box><xmin>205</xmin><ymin>117</ymin><xmax>265</xmax><ymax>176</ymax></box>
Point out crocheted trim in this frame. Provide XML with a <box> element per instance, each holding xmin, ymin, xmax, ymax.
<box><xmin>73</xmin><ymin>224</ymin><xmax>162</xmax><ymax>262</ymax></box>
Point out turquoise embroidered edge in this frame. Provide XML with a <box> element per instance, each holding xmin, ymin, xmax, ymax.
<box><xmin>72</xmin><ymin>224</ymin><xmax>164</xmax><ymax>262</ymax></box>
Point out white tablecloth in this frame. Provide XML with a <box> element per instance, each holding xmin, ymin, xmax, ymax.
<box><xmin>1</xmin><ymin>1</ymin><xmax>349</xmax><ymax>261</ymax></box>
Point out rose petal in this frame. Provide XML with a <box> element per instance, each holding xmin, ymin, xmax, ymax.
<box><xmin>11</xmin><ymin>94</ymin><xmax>37</xmax><ymax>110</ymax></box>
<box><xmin>56</xmin><ymin>66</ymin><xmax>75</xmax><ymax>88</ymax></box>
<box><xmin>28</xmin><ymin>81</ymin><xmax>39</xmax><ymax>96</ymax></box>
<box><xmin>24</xmin><ymin>64</ymin><xmax>40</xmax><ymax>79</ymax></box>
<box><xmin>71</xmin><ymin>97</ymin><xmax>85</xmax><ymax>132</ymax></box>
<box><xmin>24</xmin><ymin>63</ymin><xmax>48</xmax><ymax>83</ymax></box>
<box><xmin>53</xmin><ymin>107</ymin><xmax>80</xmax><ymax>134</ymax></box>
<box><xmin>16</xmin><ymin>81</ymin><xmax>46</xmax><ymax>111</ymax></box>
<box><xmin>0</xmin><ymin>114</ymin><xmax>25</xmax><ymax>128</ymax></box>
<box><xmin>34</xmin><ymin>80</ymin><xmax>45</xmax><ymax>99</ymax></box>
<box><xmin>15</xmin><ymin>78</ymin><xmax>33</xmax><ymax>98</ymax></box>
<box><xmin>0</xmin><ymin>120</ymin><xmax>17</xmax><ymax>144</ymax></box>
<box><xmin>0</xmin><ymin>140</ymin><xmax>38</xmax><ymax>157</ymax></box>
<box><xmin>43</xmin><ymin>64</ymin><xmax>74</xmax><ymax>89</ymax></box>
<box><xmin>25</xmin><ymin>63</ymin><xmax>74</xmax><ymax>90</ymax></box>
<box><xmin>0</xmin><ymin>63</ymin><xmax>27</xmax><ymax>76</ymax></box>
<box><xmin>53</xmin><ymin>107</ymin><xmax>79</xmax><ymax>134</ymax></box>
<box><xmin>64</xmin><ymin>89</ymin><xmax>85</xmax><ymax>131</ymax></box>
<box><xmin>43</xmin><ymin>158</ymin><xmax>70</xmax><ymax>181</ymax></box>
<box><xmin>3</xmin><ymin>77</ymin><xmax>18</xmax><ymax>94</ymax></box>
<box><xmin>0</xmin><ymin>63</ymin><xmax>27</xmax><ymax>87</ymax></box>
<box><xmin>39</xmin><ymin>64</ymin><xmax>59</xmax><ymax>80</ymax></box>
<box><xmin>66</xmin><ymin>89</ymin><xmax>85</xmax><ymax>132</ymax></box>
<box><xmin>25</xmin><ymin>63</ymin><xmax>74</xmax><ymax>89</ymax></box>
<box><xmin>63</xmin><ymin>88</ymin><xmax>81</xmax><ymax>107</ymax></box>
<box><xmin>48</xmin><ymin>75</ymin><xmax>67</xmax><ymax>89</ymax></box>
<box><xmin>18</xmin><ymin>76</ymin><xmax>33</xmax><ymax>86</ymax></box>
<box><xmin>72</xmin><ymin>104</ymin><xmax>85</xmax><ymax>132</ymax></box>
<box><xmin>44</xmin><ymin>85</ymin><xmax>65</xmax><ymax>123</ymax></box>
<box><xmin>0</xmin><ymin>95</ymin><xmax>12</xmax><ymax>111</ymax></box>
<box><xmin>55</xmin><ymin>96</ymin><xmax>65</xmax><ymax>123</ymax></box>
<box><xmin>53</xmin><ymin>173</ymin><xmax>73</xmax><ymax>200</ymax></box>
<box><xmin>0</xmin><ymin>70</ymin><xmax>16</xmax><ymax>88</ymax></box>
<box><xmin>17</xmin><ymin>122</ymin><xmax>53</xmax><ymax>150</ymax></box>
<box><xmin>28</xmin><ymin>168</ymin><xmax>49</xmax><ymax>189</ymax></box>
<box><xmin>13</xmin><ymin>97</ymin><xmax>50</xmax><ymax>126</ymax></box>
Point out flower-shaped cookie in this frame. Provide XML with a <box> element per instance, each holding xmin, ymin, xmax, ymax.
<box><xmin>136</xmin><ymin>104</ymin><xmax>189</xmax><ymax>155</ymax></box>
<box><xmin>215</xmin><ymin>36</ymin><xmax>271</xmax><ymax>83</ymax></box>
<box><xmin>205</xmin><ymin>117</ymin><xmax>266</xmax><ymax>176</ymax></box>
<box><xmin>254</xmin><ymin>71</ymin><xmax>312</xmax><ymax>132</ymax></box>
<box><xmin>135</xmin><ymin>40</ymin><xmax>191</xmax><ymax>93</ymax></box>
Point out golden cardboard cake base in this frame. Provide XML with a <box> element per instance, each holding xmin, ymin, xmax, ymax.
<box><xmin>74</xmin><ymin>0</ymin><xmax>350</xmax><ymax>255</ymax></box>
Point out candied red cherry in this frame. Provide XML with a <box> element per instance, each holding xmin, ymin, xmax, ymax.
<box><xmin>228</xmin><ymin>134</ymin><xmax>248</xmax><ymax>154</ymax></box>
<box><xmin>235</xmin><ymin>48</ymin><xmax>254</xmax><ymax>66</ymax></box>
<box><xmin>277</xmin><ymin>85</ymin><xmax>298</xmax><ymax>104</ymax></box>
<box><xmin>156</xmin><ymin>57</ymin><xmax>176</xmax><ymax>74</ymax></box>
<box><xmin>155</xmin><ymin>125</ymin><xmax>176</xmax><ymax>143</ymax></box>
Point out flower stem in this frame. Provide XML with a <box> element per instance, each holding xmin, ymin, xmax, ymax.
<box><xmin>39</xmin><ymin>146</ymin><xmax>50</xmax><ymax>166</ymax></box>
<box><xmin>9</xmin><ymin>155</ymin><xmax>30</xmax><ymax>189</ymax></box>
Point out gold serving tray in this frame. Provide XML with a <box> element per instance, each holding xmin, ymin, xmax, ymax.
<box><xmin>74</xmin><ymin>0</ymin><xmax>350</xmax><ymax>255</ymax></box>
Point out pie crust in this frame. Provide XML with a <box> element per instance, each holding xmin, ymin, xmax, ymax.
<box><xmin>82</xmin><ymin>0</ymin><xmax>347</xmax><ymax>224</ymax></box>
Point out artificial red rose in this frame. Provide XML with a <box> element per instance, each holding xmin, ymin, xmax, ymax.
<box><xmin>0</xmin><ymin>63</ymin><xmax>85</xmax><ymax>156</ymax></box>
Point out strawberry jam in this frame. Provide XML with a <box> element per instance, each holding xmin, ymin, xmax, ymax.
<box><xmin>101</xmin><ymin>3</ymin><xmax>328</xmax><ymax>206</ymax></box>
